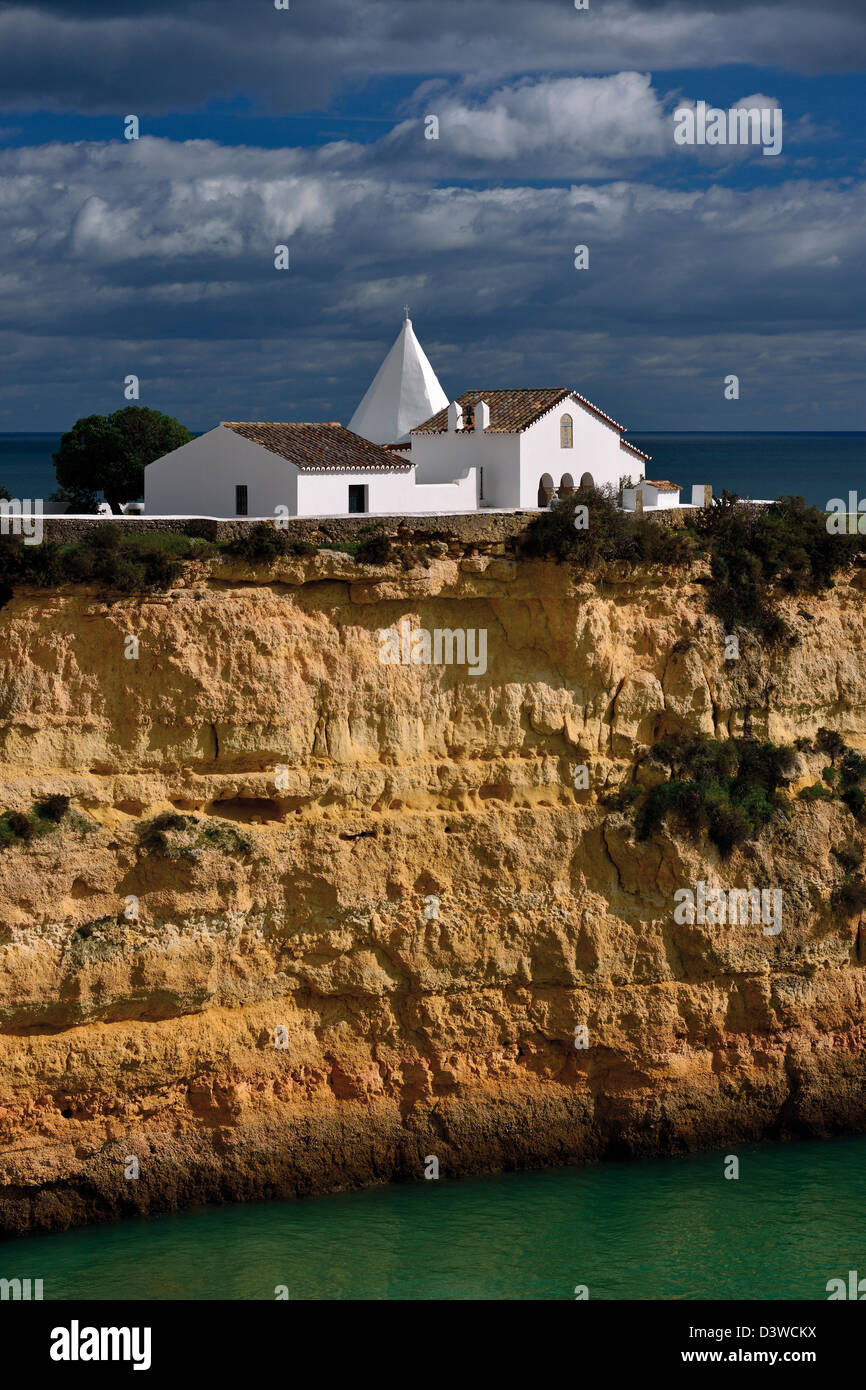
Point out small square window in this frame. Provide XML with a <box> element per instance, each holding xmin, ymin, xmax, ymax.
<box><xmin>348</xmin><ymin>484</ymin><xmax>368</xmax><ymax>514</ymax></box>
<box><xmin>235</xmin><ymin>485</ymin><xmax>248</xmax><ymax>516</ymax></box>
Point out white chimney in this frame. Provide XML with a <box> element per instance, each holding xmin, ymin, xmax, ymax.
<box><xmin>447</xmin><ymin>400</ymin><xmax>464</xmax><ymax>432</ymax></box>
<box><xmin>474</xmin><ymin>399</ymin><xmax>490</xmax><ymax>431</ymax></box>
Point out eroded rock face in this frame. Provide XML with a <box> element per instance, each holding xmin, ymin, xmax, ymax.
<box><xmin>1</xmin><ymin>549</ymin><xmax>865</xmax><ymax>1234</ymax></box>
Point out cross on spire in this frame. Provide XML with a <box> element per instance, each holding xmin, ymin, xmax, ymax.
<box><xmin>403</xmin><ymin>304</ymin><xmax>410</xmax><ymax>321</ymax></box>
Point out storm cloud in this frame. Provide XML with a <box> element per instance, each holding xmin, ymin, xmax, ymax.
<box><xmin>0</xmin><ymin>2</ymin><xmax>863</xmax><ymax>432</ymax></box>
<box><xmin>0</xmin><ymin>118</ymin><xmax>863</xmax><ymax>430</ymax></box>
<box><xmin>0</xmin><ymin>0</ymin><xmax>864</xmax><ymax>117</ymax></box>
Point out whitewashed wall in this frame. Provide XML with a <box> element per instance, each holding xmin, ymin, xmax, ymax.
<box><xmin>622</xmin><ymin>483</ymin><xmax>681</xmax><ymax>511</ymax></box>
<box><xmin>297</xmin><ymin>469</ymin><xmax>413</xmax><ymax>517</ymax></box>
<box><xmin>409</xmin><ymin>395</ymin><xmax>627</xmax><ymax>509</ymax></box>
<box><xmin>517</xmin><ymin>398</ymin><xmax>625</xmax><ymax>507</ymax></box>
<box><xmin>412</xmin><ymin>468</ymin><xmax>478</xmax><ymax>513</ymax></box>
<box><xmin>145</xmin><ymin>427</ymin><xmax>299</xmax><ymax>517</ymax></box>
<box><xmin>643</xmin><ymin>485</ymin><xmax>681</xmax><ymax>510</ymax></box>
<box><xmin>297</xmin><ymin>466</ymin><xmax>477</xmax><ymax>516</ymax></box>
<box><xmin>620</xmin><ymin>448</ymin><xmax>648</xmax><ymax>483</ymax></box>
<box><xmin>410</xmin><ymin>430</ymin><xmax>518</xmax><ymax>509</ymax></box>
<box><xmin>145</xmin><ymin>425</ymin><xmax>478</xmax><ymax>518</ymax></box>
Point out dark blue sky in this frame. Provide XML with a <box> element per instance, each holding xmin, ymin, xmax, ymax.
<box><xmin>0</xmin><ymin>0</ymin><xmax>864</xmax><ymax>432</ymax></box>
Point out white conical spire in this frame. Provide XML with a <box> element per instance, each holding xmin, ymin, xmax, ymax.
<box><xmin>348</xmin><ymin>310</ymin><xmax>448</xmax><ymax>444</ymax></box>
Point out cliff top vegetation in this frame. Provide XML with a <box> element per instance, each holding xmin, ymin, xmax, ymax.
<box><xmin>0</xmin><ymin>495</ymin><xmax>861</xmax><ymax>642</ymax></box>
<box><xmin>518</xmin><ymin>488</ymin><xmax>862</xmax><ymax>638</ymax></box>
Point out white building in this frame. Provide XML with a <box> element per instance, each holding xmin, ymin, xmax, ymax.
<box><xmin>144</xmin><ymin>420</ymin><xmax>476</xmax><ymax>518</ymax></box>
<box><xmin>622</xmin><ymin>481</ymin><xmax>712</xmax><ymax>512</ymax></box>
<box><xmin>410</xmin><ymin>388</ymin><xmax>650</xmax><ymax>509</ymax></box>
<box><xmin>144</xmin><ymin>315</ymin><xmax>665</xmax><ymax>519</ymax></box>
<box><xmin>622</xmin><ymin>479</ymin><xmax>681</xmax><ymax>511</ymax></box>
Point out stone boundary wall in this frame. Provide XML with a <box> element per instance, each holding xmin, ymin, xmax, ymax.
<box><xmin>43</xmin><ymin>517</ymin><xmax>221</xmax><ymax>544</ymax></box>
<box><xmin>626</xmin><ymin>501</ymin><xmax>771</xmax><ymax>530</ymax></box>
<box><xmin>43</xmin><ymin>511</ymin><xmax>545</xmax><ymax>549</ymax></box>
<box><xmin>39</xmin><ymin>505</ymin><xmax>750</xmax><ymax>549</ymax></box>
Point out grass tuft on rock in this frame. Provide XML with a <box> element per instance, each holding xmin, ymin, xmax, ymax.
<box><xmin>799</xmin><ymin>729</ymin><xmax>866</xmax><ymax>822</ymax></box>
<box><xmin>138</xmin><ymin>811</ymin><xmax>253</xmax><ymax>860</ymax></box>
<box><xmin>0</xmin><ymin>797</ymin><xmax>73</xmax><ymax>849</ymax></box>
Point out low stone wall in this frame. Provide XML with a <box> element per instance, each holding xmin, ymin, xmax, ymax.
<box><xmin>638</xmin><ymin>508</ymin><xmax>692</xmax><ymax>529</ymax></box>
<box><xmin>43</xmin><ymin>517</ymin><xmax>219</xmax><ymax>544</ymax></box>
<box><xmin>626</xmin><ymin>502</ymin><xmax>770</xmax><ymax>530</ymax></box>
<box><xmin>42</xmin><ymin>502</ymin><xmax>765</xmax><ymax>550</ymax></box>
<box><xmin>42</xmin><ymin>511</ymin><xmax>545</xmax><ymax>550</ymax></box>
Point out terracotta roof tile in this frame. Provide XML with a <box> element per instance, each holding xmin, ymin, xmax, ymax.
<box><xmin>221</xmin><ymin>422</ymin><xmax>411</xmax><ymax>472</ymax></box>
<box><xmin>412</xmin><ymin>388</ymin><xmax>625</xmax><ymax>435</ymax></box>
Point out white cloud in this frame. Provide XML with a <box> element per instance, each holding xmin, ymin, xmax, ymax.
<box><xmin>387</xmin><ymin>74</ymin><xmax>668</xmax><ymax>174</ymax></box>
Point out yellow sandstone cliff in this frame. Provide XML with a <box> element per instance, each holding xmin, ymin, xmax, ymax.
<box><xmin>1</xmin><ymin>541</ymin><xmax>865</xmax><ymax>1233</ymax></box>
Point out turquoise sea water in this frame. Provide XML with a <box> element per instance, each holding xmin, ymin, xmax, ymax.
<box><xmin>0</xmin><ymin>432</ymin><xmax>864</xmax><ymax>511</ymax></box>
<box><xmin>2</xmin><ymin>1137</ymin><xmax>865</xmax><ymax>1300</ymax></box>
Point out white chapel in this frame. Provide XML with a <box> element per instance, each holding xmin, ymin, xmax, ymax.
<box><xmin>144</xmin><ymin>314</ymin><xmax>653</xmax><ymax>518</ymax></box>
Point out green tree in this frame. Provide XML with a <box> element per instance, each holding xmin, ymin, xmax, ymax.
<box><xmin>52</xmin><ymin>406</ymin><xmax>193</xmax><ymax>511</ymax></box>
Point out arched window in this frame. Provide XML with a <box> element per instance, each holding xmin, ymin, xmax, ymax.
<box><xmin>559</xmin><ymin>473</ymin><xmax>575</xmax><ymax>498</ymax></box>
<box><xmin>560</xmin><ymin>414</ymin><xmax>573</xmax><ymax>448</ymax></box>
<box><xmin>580</xmin><ymin>471</ymin><xmax>595</xmax><ymax>489</ymax></box>
<box><xmin>538</xmin><ymin>473</ymin><xmax>555</xmax><ymax>507</ymax></box>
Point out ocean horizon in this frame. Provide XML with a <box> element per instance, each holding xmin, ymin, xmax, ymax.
<box><xmin>1</xmin><ymin>430</ymin><xmax>863</xmax><ymax>512</ymax></box>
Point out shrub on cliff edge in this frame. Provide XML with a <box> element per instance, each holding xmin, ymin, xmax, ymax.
<box><xmin>519</xmin><ymin>489</ymin><xmax>858</xmax><ymax>641</ymax></box>
<box><xmin>224</xmin><ymin>523</ymin><xmax>316</xmax><ymax>563</ymax></box>
<box><xmin>518</xmin><ymin>488</ymin><xmax>694</xmax><ymax>567</ymax></box>
<box><xmin>696</xmin><ymin>493</ymin><xmax>857</xmax><ymax>639</ymax></box>
<box><xmin>0</xmin><ymin>529</ymin><xmax>184</xmax><ymax>606</ymax></box>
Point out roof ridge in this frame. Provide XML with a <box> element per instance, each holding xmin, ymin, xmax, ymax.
<box><xmin>411</xmin><ymin>386</ymin><xmax>624</xmax><ymax>435</ymax></box>
<box><xmin>221</xmin><ymin>420</ymin><xmax>343</xmax><ymax>427</ymax></box>
<box><xmin>459</xmin><ymin>387</ymin><xmax>571</xmax><ymax>392</ymax></box>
